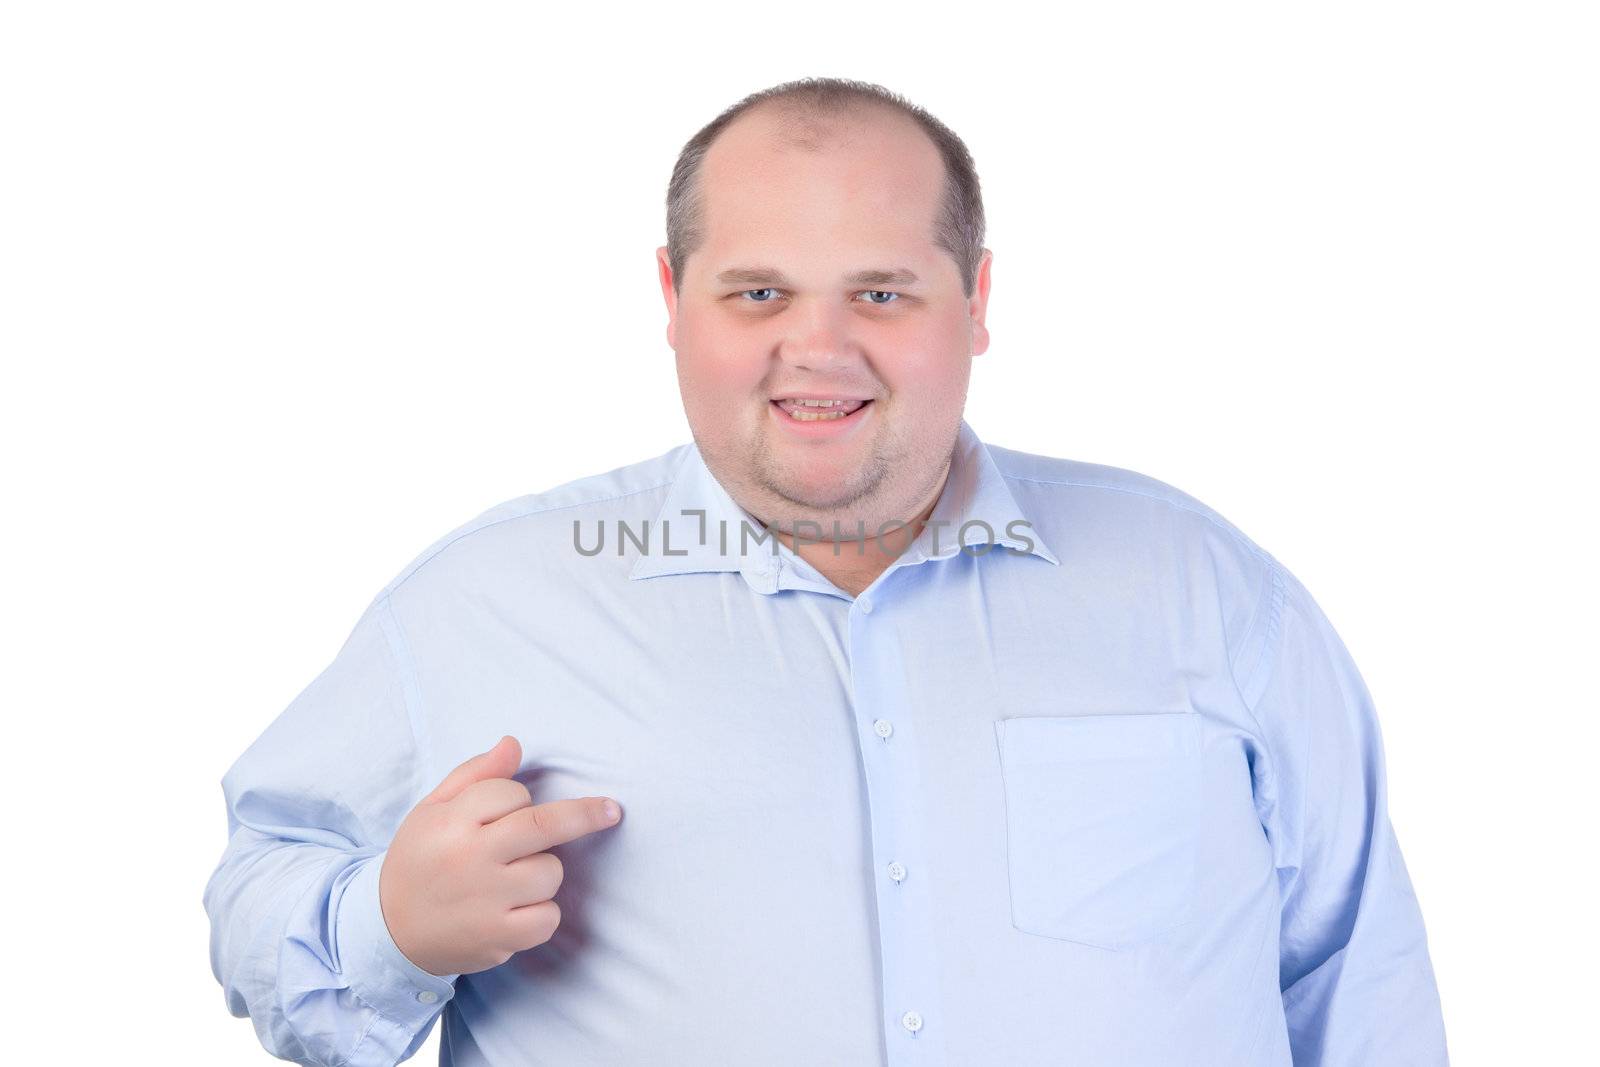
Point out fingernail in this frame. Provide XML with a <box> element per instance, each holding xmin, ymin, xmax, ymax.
<box><xmin>603</xmin><ymin>800</ymin><xmax>620</xmax><ymax>823</ymax></box>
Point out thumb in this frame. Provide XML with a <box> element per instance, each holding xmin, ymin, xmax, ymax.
<box><xmin>419</xmin><ymin>734</ymin><xmax>523</xmax><ymax>806</ymax></box>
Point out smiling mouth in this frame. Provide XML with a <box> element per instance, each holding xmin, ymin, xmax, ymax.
<box><xmin>771</xmin><ymin>398</ymin><xmax>873</xmax><ymax>422</ymax></box>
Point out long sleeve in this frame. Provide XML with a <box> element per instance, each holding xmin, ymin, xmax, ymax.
<box><xmin>1238</xmin><ymin>559</ymin><xmax>1448</xmax><ymax>1065</ymax></box>
<box><xmin>203</xmin><ymin>591</ymin><xmax>459</xmax><ymax>1066</ymax></box>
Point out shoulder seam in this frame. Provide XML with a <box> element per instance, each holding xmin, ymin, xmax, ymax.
<box><xmin>1235</xmin><ymin>558</ymin><xmax>1288</xmax><ymax>716</ymax></box>
<box><xmin>374</xmin><ymin>592</ymin><xmax>428</xmax><ymax>809</ymax></box>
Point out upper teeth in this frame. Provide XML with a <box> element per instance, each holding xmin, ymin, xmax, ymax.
<box><xmin>788</xmin><ymin>399</ymin><xmax>850</xmax><ymax>406</ymax></box>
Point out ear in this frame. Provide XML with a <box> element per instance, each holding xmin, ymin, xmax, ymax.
<box><xmin>656</xmin><ymin>245</ymin><xmax>679</xmax><ymax>350</ymax></box>
<box><xmin>969</xmin><ymin>248</ymin><xmax>993</xmax><ymax>357</ymax></box>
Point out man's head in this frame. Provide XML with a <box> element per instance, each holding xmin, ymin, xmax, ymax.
<box><xmin>656</xmin><ymin>77</ymin><xmax>993</xmax><ymax>547</ymax></box>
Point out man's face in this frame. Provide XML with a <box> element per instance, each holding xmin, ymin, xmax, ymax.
<box><xmin>657</xmin><ymin>104</ymin><xmax>992</xmax><ymax>541</ymax></box>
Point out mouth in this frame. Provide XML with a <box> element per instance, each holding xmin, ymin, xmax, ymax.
<box><xmin>769</xmin><ymin>397</ymin><xmax>873</xmax><ymax>423</ymax></box>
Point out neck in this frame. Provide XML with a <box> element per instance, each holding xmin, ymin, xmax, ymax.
<box><xmin>770</xmin><ymin>464</ymin><xmax>951</xmax><ymax>599</ymax></box>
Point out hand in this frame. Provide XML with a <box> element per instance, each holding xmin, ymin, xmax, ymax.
<box><xmin>376</xmin><ymin>735</ymin><xmax>623</xmax><ymax>976</ymax></box>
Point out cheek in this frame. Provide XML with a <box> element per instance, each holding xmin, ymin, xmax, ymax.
<box><xmin>677</xmin><ymin>315</ymin><xmax>764</xmax><ymax>380</ymax></box>
<box><xmin>676</xmin><ymin>354</ymin><xmax>762</xmax><ymax>414</ymax></box>
<box><xmin>876</xmin><ymin>328</ymin><xmax>972</xmax><ymax>402</ymax></box>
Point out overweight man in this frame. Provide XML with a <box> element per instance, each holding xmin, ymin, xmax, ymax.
<box><xmin>205</xmin><ymin>76</ymin><xmax>1449</xmax><ymax>1066</ymax></box>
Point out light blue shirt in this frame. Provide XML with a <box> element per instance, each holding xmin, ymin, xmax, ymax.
<box><xmin>205</xmin><ymin>419</ymin><xmax>1448</xmax><ymax>1065</ymax></box>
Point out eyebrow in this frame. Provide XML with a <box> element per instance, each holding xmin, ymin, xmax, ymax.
<box><xmin>714</xmin><ymin>266</ymin><xmax>922</xmax><ymax>287</ymax></box>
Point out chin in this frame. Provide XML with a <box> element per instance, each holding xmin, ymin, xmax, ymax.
<box><xmin>770</xmin><ymin>470</ymin><xmax>870</xmax><ymax>514</ymax></box>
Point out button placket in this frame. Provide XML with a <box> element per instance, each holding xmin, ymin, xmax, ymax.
<box><xmin>848</xmin><ymin>580</ymin><xmax>938</xmax><ymax>1058</ymax></box>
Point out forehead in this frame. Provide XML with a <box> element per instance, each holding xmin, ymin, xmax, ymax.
<box><xmin>695</xmin><ymin>105</ymin><xmax>947</xmax><ymax>263</ymax></box>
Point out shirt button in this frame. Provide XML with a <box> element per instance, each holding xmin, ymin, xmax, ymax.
<box><xmin>873</xmin><ymin>719</ymin><xmax>893</xmax><ymax>739</ymax></box>
<box><xmin>887</xmin><ymin>861</ymin><xmax>906</xmax><ymax>882</ymax></box>
<box><xmin>901</xmin><ymin>1010</ymin><xmax>923</xmax><ymax>1033</ymax></box>
<box><xmin>857</xmin><ymin>596</ymin><xmax>873</xmax><ymax>614</ymax></box>
<box><xmin>416</xmin><ymin>990</ymin><xmax>439</xmax><ymax>1004</ymax></box>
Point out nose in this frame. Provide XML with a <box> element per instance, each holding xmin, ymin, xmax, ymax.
<box><xmin>776</xmin><ymin>297</ymin><xmax>861</xmax><ymax>373</ymax></box>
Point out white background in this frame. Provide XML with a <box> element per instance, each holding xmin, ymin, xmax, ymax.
<box><xmin>3</xmin><ymin>2</ymin><xmax>1595</xmax><ymax>1063</ymax></box>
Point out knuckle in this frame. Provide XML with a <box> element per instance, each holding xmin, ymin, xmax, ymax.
<box><xmin>493</xmin><ymin>777</ymin><xmax>532</xmax><ymax>808</ymax></box>
<box><xmin>525</xmin><ymin>802</ymin><xmax>554</xmax><ymax>838</ymax></box>
<box><xmin>510</xmin><ymin>901</ymin><xmax>561</xmax><ymax>950</ymax></box>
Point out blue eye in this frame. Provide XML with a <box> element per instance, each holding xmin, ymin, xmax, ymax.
<box><xmin>736</xmin><ymin>289</ymin><xmax>900</xmax><ymax>305</ymax></box>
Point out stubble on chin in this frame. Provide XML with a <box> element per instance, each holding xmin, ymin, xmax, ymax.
<box><xmin>753</xmin><ymin>447</ymin><xmax>888</xmax><ymax>515</ymax></box>
<box><xmin>742</xmin><ymin>418</ymin><xmax>908</xmax><ymax>528</ymax></box>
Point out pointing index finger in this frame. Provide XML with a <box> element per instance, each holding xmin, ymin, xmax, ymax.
<box><xmin>492</xmin><ymin>796</ymin><xmax>623</xmax><ymax>860</ymax></box>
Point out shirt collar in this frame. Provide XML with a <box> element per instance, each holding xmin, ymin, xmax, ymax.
<box><xmin>628</xmin><ymin>418</ymin><xmax>1059</xmax><ymax>593</ymax></box>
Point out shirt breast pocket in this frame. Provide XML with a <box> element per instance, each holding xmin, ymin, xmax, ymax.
<box><xmin>994</xmin><ymin>711</ymin><xmax>1201</xmax><ymax>950</ymax></box>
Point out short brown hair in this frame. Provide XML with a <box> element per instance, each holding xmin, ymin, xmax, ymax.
<box><xmin>665</xmin><ymin>76</ymin><xmax>986</xmax><ymax>299</ymax></box>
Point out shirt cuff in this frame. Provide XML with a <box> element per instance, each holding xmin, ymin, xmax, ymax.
<box><xmin>337</xmin><ymin>849</ymin><xmax>460</xmax><ymax>1028</ymax></box>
